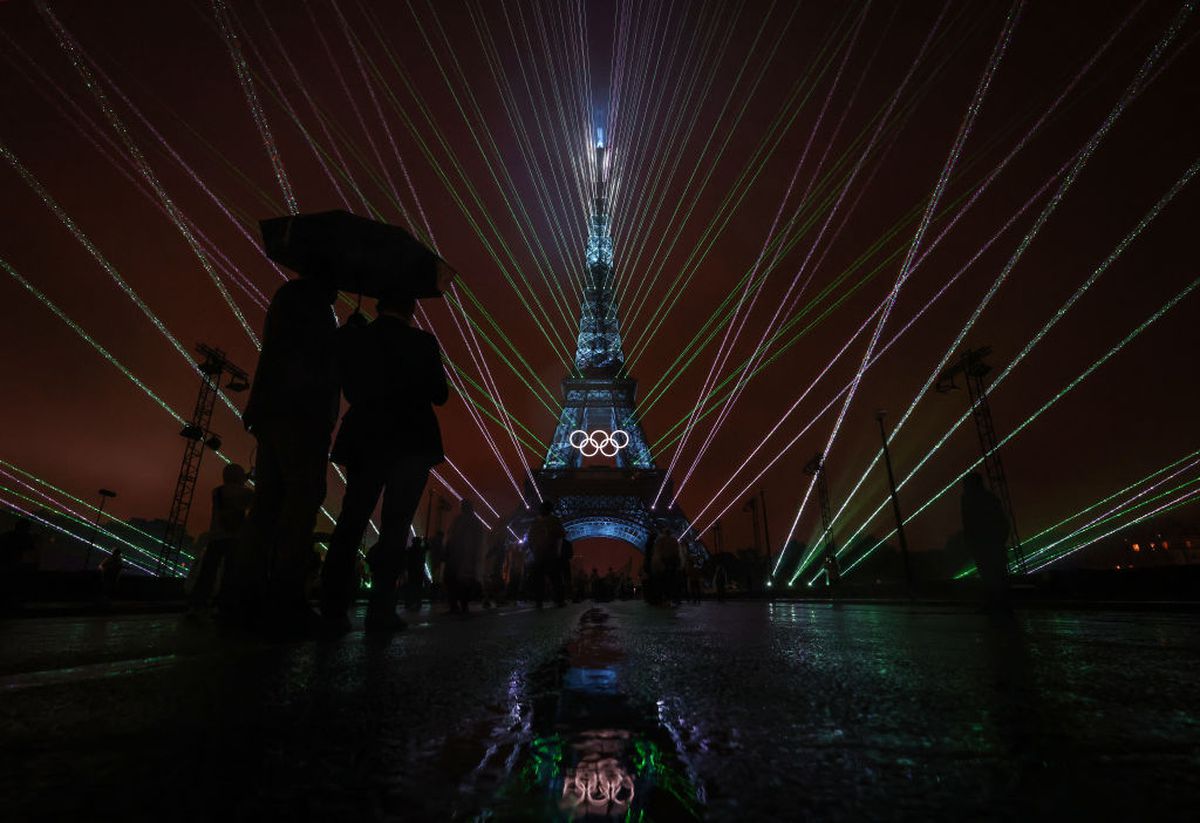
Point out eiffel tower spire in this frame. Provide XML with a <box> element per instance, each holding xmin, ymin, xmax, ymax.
<box><xmin>575</xmin><ymin>132</ymin><xmax>624</xmax><ymax>375</ymax></box>
<box><xmin>518</xmin><ymin>132</ymin><xmax>703</xmax><ymax>555</ymax></box>
<box><xmin>542</xmin><ymin>131</ymin><xmax>652</xmax><ymax>471</ymax></box>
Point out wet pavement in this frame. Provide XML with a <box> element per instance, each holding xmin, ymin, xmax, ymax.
<box><xmin>2</xmin><ymin>601</ymin><xmax>1199</xmax><ymax>820</ymax></box>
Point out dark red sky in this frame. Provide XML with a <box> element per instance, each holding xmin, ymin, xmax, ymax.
<box><xmin>1</xmin><ymin>0</ymin><xmax>1197</xmax><ymax>574</ymax></box>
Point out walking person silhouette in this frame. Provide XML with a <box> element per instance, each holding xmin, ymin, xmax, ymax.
<box><xmin>445</xmin><ymin>500</ymin><xmax>484</xmax><ymax>613</ymax></box>
<box><xmin>321</xmin><ymin>292</ymin><xmax>449</xmax><ymax>633</ymax></box>
<box><xmin>528</xmin><ymin>500</ymin><xmax>566</xmax><ymax>608</ymax></box>
<box><xmin>506</xmin><ymin>537</ymin><xmax>526</xmax><ymax>601</ymax></box>
<box><xmin>228</xmin><ymin>277</ymin><xmax>339</xmax><ymax>635</ymax></box>
<box><xmin>188</xmin><ymin>463</ymin><xmax>254</xmax><ymax>617</ymax></box>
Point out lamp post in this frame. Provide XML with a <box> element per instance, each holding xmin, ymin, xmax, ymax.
<box><xmin>875</xmin><ymin>411</ymin><xmax>913</xmax><ymax>595</ymax></box>
<box><xmin>742</xmin><ymin>497</ymin><xmax>761</xmax><ymax>555</ymax></box>
<box><xmin>84</xmin><ymin>488</ymin><xmax>117</xmax><ymax>570</ymax></box>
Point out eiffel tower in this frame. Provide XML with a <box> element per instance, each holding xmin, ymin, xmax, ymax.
<box><xmin>517</xmin><ymin>132</ymin><xmax>704</xmax><ymax>555</ymax></box>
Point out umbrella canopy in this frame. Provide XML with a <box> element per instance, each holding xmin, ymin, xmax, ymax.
<box><xmin>260</xmin><ymin>210</ymin><xmax>454</xmax><ymax>299</ymax></box>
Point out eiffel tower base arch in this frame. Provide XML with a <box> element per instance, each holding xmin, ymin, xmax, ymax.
<box><xmin>507</xmin><ymin>469</ymin><xmax>706</xmax><ymax>557</ymax></box>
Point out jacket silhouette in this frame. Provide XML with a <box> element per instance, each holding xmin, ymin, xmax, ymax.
<box><xmin>445</xmin><ymin>500</ymin><xmax>484</xmax><ymax>612</ymax></box>
<box><xmin>322</xmin><ymin>299</ymin><xmax>449</xmax><ymax>632</ymax></box>
<box><xmin>331</xmin><ymin>315</ymin><xmax>448</xmax><ymax>468</ymax></box>
<box><xmin>243</xmin><ymin>278</ymin><xmax>340</xmax><ymax>432</ymax></box>
<box><xmin>226</xmin><ymin>277</ymin><xmax>338</xmax><ymax>630</ymax></box>
<box><xmin>528</xmin><ymin>502</ymin><xmax>566</xmax><ymax>607</ymax></box>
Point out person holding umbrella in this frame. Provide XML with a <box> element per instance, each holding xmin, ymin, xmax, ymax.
<box><xmin>227</xmin><ymin>274</ymin><xmax>340</xmax><ymax>634</ymax></box>
<box><xmin>321</xmin><ymin>289</ymin><xmax>450</xmax><ymax>632</ymax></box>
<box><xmin>236</xmin><ymin>209</ymin><xmax>456</xmax><ymax>637</ymax></box>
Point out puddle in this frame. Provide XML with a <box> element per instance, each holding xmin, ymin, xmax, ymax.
<box><xmin>460</xmin><ymin>608</ymin><xmax>704</xmax><ymax>820</ymax></box>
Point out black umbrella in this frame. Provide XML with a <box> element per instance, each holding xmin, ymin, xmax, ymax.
<box><xmin>260</xmin><ymin>210</ymin><xmax>455</xmax><ymax>299</ymax></box>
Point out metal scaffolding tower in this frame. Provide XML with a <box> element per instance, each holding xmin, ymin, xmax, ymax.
<box><xmin>937</xmin><ymin>346</ymin><xmax>1026</xmax><ymax>573</ymax></box>
<box><xmin>158</xmin><ymin>344</ymin><xmax>248</xmax><ymax>575</ymax></box>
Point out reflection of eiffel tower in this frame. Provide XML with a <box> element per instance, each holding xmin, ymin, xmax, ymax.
<box><xmin>520</xmin><ymin>133</ymin><xmax>703</xmax><ymax>554</ymax></box>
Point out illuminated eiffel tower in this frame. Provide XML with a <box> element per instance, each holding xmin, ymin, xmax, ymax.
<box><xmin>521</xmin><ymin>132</ymin><xmax>703</xmax><ymax>555</ymax></box>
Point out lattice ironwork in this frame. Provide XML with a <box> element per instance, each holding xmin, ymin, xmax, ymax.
<box><xmin>159</xmin><ymin>344</ymin><xmax>248</xmax><ymax>576</ymax></box>
<box><xmin>937</xmin><ymin>347</ymin><xmax>1026</xmax><ymax>573</ymax></box>
<box><xmin>525</xmin><ymin>138</ymin><xmax>703</xmax><ymax>556</ymax></box>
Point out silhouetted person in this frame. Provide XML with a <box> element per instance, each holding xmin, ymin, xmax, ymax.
<box><xmin>714</xmin><ymin>563</ymin><xmax>728</xmax><ymax>602</ymax></box>
<box><xmin>188</xmin><ymin>464</ymin><xmax>254</xmax><ymax>616</ymax></box>
<box><xmin>588</xmin><ymin>567</ymin><xmax>600</xmax><ymax>601</ymax></box>
<box><xmin>653</xmin><ymin>528</ymin><xmax>681</xmax><ymax>604</ymax></box>
<box><xmin>962</xmin><ymin>471</ymin><xmax>1011</xmax><ymax>612</ymax></box>
<box><xmin>560</xmin><ymin>537</ymin><xmax>574</xmax><ymax>598</ymax></box>
<box><xmin>428</xmin><ymin>530</ymin><xmax>447</xmax><ymax>598</ymax></box>
<box><xmin>505</xmin><ymin>539</ymin><xmax>526</xmax><ymax>601</ymax></box>
<box><xmin>685</xmin><ymin>552</ymin><xmax>702</xmax><ymax>603</ymax></box>
<box><xmin>228</xmin><ymin>277</ymin><xmax>339</xmax><ymax>632</ymax></box>
<box><xmin>404</xmin><ymin>536</ymin><xmax>427</xmax><ymax>612</ymax></box>
<box><xmin>483</xmin><ymin>525</ymin><xmax>507</xmax><ymax>607</ymax></box>
<box><xmin>642</xmin><ymin>528</ymin><xmax>659</xmax><ymax>604</ymax></box>
<box><xmin>0</xmin><ymin>518</ymin><xmax>37</xmax><ymax>611</ymax></box>
<box><xmin>528</xmin><ymin>500</ymin><xmax>565</xmax><ymax>608</ymax></box>
<box><xmin>604</xmin><ymin>566</ymin><xmax>619</xmax><ymax>601</ymax></box>
<box><xmin>445</xmin><ymin>500</ymin><xmax>484</xmax><ymax>613</ymax></box>
<box><xmin>322</xmin><ymin>293</ymin><xmax>449</xmax><ymax>632</ymax></box>
<box><xmin>98</xmin><ymin>547</ymin><xmax>124</xmax><ymax>605</ymax></box>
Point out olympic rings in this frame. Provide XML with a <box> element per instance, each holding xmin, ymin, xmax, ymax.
<box><xmin>568</xmin><ymin>428</ymin><xmax>630</xmax><ymax>458</ymax></box>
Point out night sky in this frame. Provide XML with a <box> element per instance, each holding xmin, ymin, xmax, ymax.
<box><xmin>1</xmin><ymin>0</ymin><xmax>1198</xmax><ymax>575</ymax></box>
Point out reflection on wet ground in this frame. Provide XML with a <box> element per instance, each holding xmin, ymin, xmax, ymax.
<box><xmin>3</xmin><ymin>601</ymin><xmax>1200</xmax><ymax>819</ymax></box>
<box><xmin>469</xmin><ymin>608</ymin><xmax>703</xmax><ymax>820</ymax></box>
